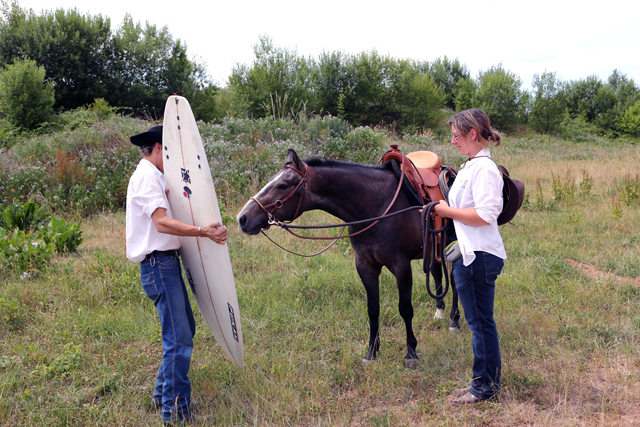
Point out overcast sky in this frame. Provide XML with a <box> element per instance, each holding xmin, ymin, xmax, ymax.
<box><xmin>14</xmin><ymin>0</ymin><xmax>640</xmax><ymax>90</ymax></box>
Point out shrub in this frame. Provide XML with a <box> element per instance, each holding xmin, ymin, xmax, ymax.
<box><xmin>0</xmin><ymin>200</ymin><xmax>84</xmax><ymax>277</ymax></box>
<box><xmin>0</xmin><ymin>59</ymin><xmax>55</xmax><ymax>130</ymax></box>
<box><xmin>618</xmin><ymin>101</ymin><xmax>640</xmax><ymax>136</ymax></box>
<box><xmin>41</xmin><ymin>215</ymin><xmax>84</xmax><ymax>254</ymax></box>
<box><xmin>475</xmin><ymin>64</ymin><xmax>525</xmax><ymax>129</ymax></box>
<box><xmin>321</xmin><ymin>126</ymin><xmax>387</xmax><ymax>163</ymax></box>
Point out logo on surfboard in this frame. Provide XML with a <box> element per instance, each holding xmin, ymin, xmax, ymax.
<box><xmin>228</xmin><ymin>303</ymin><xmax>239</xmax><ymax>342</ymax></box>
<box><xmin>183</xmin><ymin>186</ymin><xmax>192</xmax><ymax>199</ymax></box>
<box><xmin>181</xmin><ymin>168</ymin><xmax>191</xmax><ymax>184</ymax></box>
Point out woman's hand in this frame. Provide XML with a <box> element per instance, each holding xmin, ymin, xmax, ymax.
<box><xmin>433</xmin><ymin>200</ymin><xmax>450</xmax><ymax>219</ymax></box>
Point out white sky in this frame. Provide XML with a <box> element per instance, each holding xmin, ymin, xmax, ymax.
<box><xmin>14</xmin><ymin>0</ymin><xmax>640</xmax><ymax>90</ymax></box>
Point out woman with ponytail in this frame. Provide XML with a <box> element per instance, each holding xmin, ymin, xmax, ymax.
<box><xmin>433</xmin><ymin>108</ymin><xmax>506</xmax><ymax>405</ymax></box>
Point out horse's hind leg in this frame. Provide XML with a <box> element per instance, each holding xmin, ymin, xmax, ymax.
<box><xmin>391</xmin><ymin>261</ymin><xmax>419</xmax><ymax>368</ymax></box>
<box><xmin>449</xmin><ymin>273</ymin><xmax>461</xmax><ymax>332</ymax></box>
<box><xmin>432</xmin><ymin>263</ymin><xmax>445</xmax><ymax>319</ymax></box>
<box><xmin>355</xmin><ymin>256</ymin><xmax>382</xmax><ymax>363</ymax></box>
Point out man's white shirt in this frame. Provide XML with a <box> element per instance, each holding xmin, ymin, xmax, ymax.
<box><xmin>126</xmin><ymin>159</ymin><xmax>180</xmax><ymax>262</ymax></box>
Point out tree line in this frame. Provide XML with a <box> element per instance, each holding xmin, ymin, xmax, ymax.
<box><xmin>228</xmin><ymin>36</ymin><xmax>640</xmax><ymax>137</ymax></box>
<box><xmin>0</xmin><ymin>0</ymin><xmax>218</xmax><ymax>127</ymax></box>
<box><xmin>1</xmin><ymin>2</ymin><xmax>639</xmax><ymax>138</ymax></box>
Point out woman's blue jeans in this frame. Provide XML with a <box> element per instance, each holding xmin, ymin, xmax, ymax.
<box><xmin>140</xmin><ymin>253</ymin><xmax>196</xmax><ymax>422</ymax></box>
<box><xmin>452</xmin><ymin>251</ymin><xmax>504</xmax><ymax>400</ymax></box>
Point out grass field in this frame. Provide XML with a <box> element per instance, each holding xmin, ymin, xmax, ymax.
<box><xmin>1</xmin><ymin>135</ymin><xmax>640</xmax><ymax>426</ymax></box>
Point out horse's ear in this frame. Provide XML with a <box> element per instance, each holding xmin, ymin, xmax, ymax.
<box><xmin>285</xmin><ymin>149</ymin><xmax>306</xmax><ymax>172</ymax></box>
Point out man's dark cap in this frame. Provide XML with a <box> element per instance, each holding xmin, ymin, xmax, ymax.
<box><xmin>130</xmin><ymin>125</ymin><xmax>163</xmax><ymax>146</ymax></box>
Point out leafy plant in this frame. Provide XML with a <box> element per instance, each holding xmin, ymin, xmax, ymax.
<box><xmin>619</xmin><ymin>173</ymin><xmax>640</xmax><ymax>205</ymax></box>
<box><xmin>0</xmin><ymin>200</ymin><xmax>83</xmax><ymax>276</ymax></box>
<box><xmin>41</xmin><ymin>215</ymin><xmax>83</xmax><ymax>254</ymax></box>
<box><xmin>31</xmin><ymin>344</ymin><xmax>83</xmax><ymax>378</ymax></box>
<box><xmin>0</xmin><ymin>296</ymin><xmax>28</xmax><ymax>332</ymax></box>
<box><xmin>1</xmin><ymin>199</ymin><xmax>51</xmax><ymax>232</ymax></box>
<box><xmin>551</xmin><ymin>168</ymin><xmax>576</xmax><ymax>202</ymax></box>
<box><xmin>530</xmin><ymin>71</ymin><xmax>565</xmax><ymax>134</ymax></box>
<box><xmin>579</xmin><ymin>170</ymin><xmax>594</xmax><ymax>198</ymax></box>
<box><xmin>0</xmin><ymin>228</ymin><xmax>52</xmax><ymax>274</ymax></box>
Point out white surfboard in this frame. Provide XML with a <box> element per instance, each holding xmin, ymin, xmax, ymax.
<box><xmin>162</xmin><ymin>95</ymin><xmax>243</xmax><ymax>368</ymax></box>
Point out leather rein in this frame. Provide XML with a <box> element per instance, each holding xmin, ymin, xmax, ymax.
<box><xmin>249</xmin><ymin>157</ymin><xmax>408</xmax><ymax>252</ymax></box>
<box><xmin>249</xmin><ymin>159</ymin><xmax>450</xmax><ymax>300</ymax></box>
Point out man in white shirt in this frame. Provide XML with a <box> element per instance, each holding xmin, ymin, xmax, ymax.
<box><xmin>126</xmin><ymin>125</ymin><xmax>227</xmax><ymax>425</ymax></box>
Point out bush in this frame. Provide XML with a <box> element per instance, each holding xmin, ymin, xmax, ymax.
<box><xmin>475</xmin><ymin>64</ymin><xmax>525</xmax><ymax>130</ymax></box>
<box><xmin>323</xmin><ymin>126</ymin><xmax>387</xmax><ymax>163</ymax></box>
<box><xmin>0</xmin><ymin>59</ymin><xmax>55</xmax><ymax>130</ymax></box>
<box><xmin>0</xmin><ymin>200</ymin><xmax>84</xmax><ymax>277</ymax></box>
<box><xmin>618</xmin><ymin>101</ymin><xmax>640</xmax><ymax>136</ymax></box>
<box><xmin>530</xmin><ymin>71</ymin><xmax>565</xmax><ymax>134</ymax></box>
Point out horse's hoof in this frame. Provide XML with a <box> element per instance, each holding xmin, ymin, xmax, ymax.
<box><xmin>362</xmin><ymin>358</ymin><xmax>374</xmax><ymax>367</ymax></box>
<box><xmin>404</xmin><ymin>358</ymin><xmax>419</xmax><ymax>369</ymax></box>
<box><xmin>434</xmin><ymin>308</ymin><xmax>445</xmax><ymax>319</ymax></box>
<box><xmin>449</xmin><ymin>326</ymin><xmax>461</xmax><ymax>333</ymax></box>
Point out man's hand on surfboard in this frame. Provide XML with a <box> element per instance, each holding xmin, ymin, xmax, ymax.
<box><xmin>202</xmin><ymin>222</ymin><xmax>228</xmax><ymax>244</ymax></box>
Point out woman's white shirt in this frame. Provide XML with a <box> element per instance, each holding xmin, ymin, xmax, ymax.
<box><xmin>448</xmin><ymin>148</ymin><xmax>506</xmax><ymax>266</ymax></box>
<box><xmin>125</xmin><ymin>159</ymin><xmax>181</xmax><ymax>262</ymax></box>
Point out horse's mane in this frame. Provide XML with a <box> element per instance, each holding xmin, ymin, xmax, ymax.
<box><xmin>304</xmin><ymin>157</ymin><xmax>385</xmax><ymax>172</ymax></box>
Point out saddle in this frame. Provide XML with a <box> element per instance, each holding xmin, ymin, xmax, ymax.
<box><xmin>380</xmin><ymin>145</ymin><xmax>447</xmax><ymax>261</ymax></box>
<box><xmin>379</xmin><ymin>145</ymin><xmax>445</xmax><ymax>206</ymax></box>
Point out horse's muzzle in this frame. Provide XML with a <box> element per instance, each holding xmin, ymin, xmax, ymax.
<box><xmin>236</xmin><ymin>211</ymin><xmax>268</xmax><ymax>235</ymax></box>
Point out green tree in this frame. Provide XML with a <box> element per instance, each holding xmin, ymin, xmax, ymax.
<box><xmin>228</xmin><ymin>35</ymin><xmax>311</xmax><ymax>118</ymax></box>
<box><xmin>0</xmin><ymin>2</ymin><xmax>113</xmax><ymax>110</ymax></box>
<box><xmin>618</xmin><ymin>101</ymin><xmax>640</xmax><ymax>135</ymax></box>
<box><xmin>110</xmin><ymin>15</ymin><xmax>215</xmax><ymax>118</ymax></box>
<box><xmin>1</xmin><ymin>3</ymin><xmax>215</xmax><ymax>118</ymax></box>
<box><xmin>311</xmin><ymin>50</ymin><xmax>349</xmax><ymax>117</ymax></box>
<box><xmin>475</xmin><ymin>64</ymin><xmax>524</xmax><ymax>129</ymax></box>
<box><xmin>426</xmin><ymin>56</ymin><xmax>469</xmax><ymax>110</ymax></box>
<box><xmin>392</xmin><ymin>67</ymin><xmax>445</xmax><ymax>130</ymax></box>
<box><xmin>530</xmin><ymin>71</ymin><xmax>565</xmax><ymax>133</ymax></box>
<box><xmin>564</xmin><ymin>75</ymin><xmax>606</xmax><ymax>122</ymax></box>
<box><xmin>608</xmin><ymin>69</ymin><xmax>639</xmax><ymax>108</ymax></box>
<box><xmin>341</xmin><ymin>51</ymin><xmax>395</xmax><ymax>126</ymax></box>
<box><xmin>0</xmin><ymin>58</ymin><xmax>55</xmax><ymax>129</ymax></box>
<box><xmin>606</xmin><ymin>70</ymin><xmax>640</xmax><ymax>134</ymax></box>
<box><xmin>454</xmin><ymin>77</ymin><xmax>477</xmax><ymax>112</ymax></box>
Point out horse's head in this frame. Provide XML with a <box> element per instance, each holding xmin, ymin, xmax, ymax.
<box><xmin>237</xmin><ymin>149</ymin><xmax>308</xmax><ymax>235</ymax></box>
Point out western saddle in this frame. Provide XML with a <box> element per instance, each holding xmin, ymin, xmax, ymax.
<box><xmin>380</xmin><ymin>144</ymin><xmax>447</xmax><ymax>260</ymax></box>
<box><xmin>380</xmin><ymin>144</ymin><xmax>445</xmax><ymax>207</ymax></box>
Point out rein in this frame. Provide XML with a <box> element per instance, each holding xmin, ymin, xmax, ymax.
<box><xmin>249</xmin><ymin>156</ymin><xmax>408</xmax><ymax>256</ymax></box>
<box><xmin>250</xmin><ymin>159</ymin><xmax>451</xmax><ymax>301</ymax></box>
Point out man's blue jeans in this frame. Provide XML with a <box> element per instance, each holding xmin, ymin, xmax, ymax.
<box><xmin>452</xmin><ymin>251</ymin><xmax>504</xmax><ymax>400</ymax></box>
<box><xmin>140</xmin><ymin>253</ymin><xmax>196</xmax><ymax>422</ymax></box>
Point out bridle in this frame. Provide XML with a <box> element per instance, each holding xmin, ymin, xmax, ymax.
<box><xmin>249</xmin><ymin>158</ymin><xmax>450</xmax><ymax>299</ymax></box>
<box><xmin>250</xmin><ymin>162</ymin><xmax>309</xmax><ymax>226</ymax></box>
<box><xmin>248</xmin><ymin>157</ymin><xmax>408</xmax><ymax>257</ymax></box>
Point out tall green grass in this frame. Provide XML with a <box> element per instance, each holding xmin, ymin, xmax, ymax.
<box><xmin>1</xmin><ymin>115</ymin><xmax>640</xmax><ymax>425</ymax></box>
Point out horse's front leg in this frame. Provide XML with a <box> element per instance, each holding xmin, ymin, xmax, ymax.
<box><xmin>391</xmin><ymin>261</ymin><xmax>419</xmax><ymax>368</ymax></box>
<box><xmin>355</xmin><ymin>255</ymin><xmax>382</xmax><ymax>364</ymax></box>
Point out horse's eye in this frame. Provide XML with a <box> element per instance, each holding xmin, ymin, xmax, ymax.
<box><xmin>278</xmin><ymin>183</ymin><xmax>288</xmax><ymax>190</ymax></box>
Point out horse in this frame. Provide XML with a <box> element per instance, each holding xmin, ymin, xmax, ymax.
<box><xmin>236</xmin><ymin>149</ymin><xmax>459</xmax><ymax>367</ymax></box>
